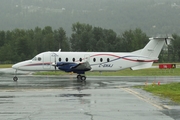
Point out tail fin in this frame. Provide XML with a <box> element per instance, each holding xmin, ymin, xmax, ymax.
<box><xmin>140</xmin><ymin>37</ymin><xmax>173</xmax><ymax>59</ymax></box>
<box><xmin>131</xmin><ymin>37</ymin><xmax>173</xmax><ymax>70</ymax></box>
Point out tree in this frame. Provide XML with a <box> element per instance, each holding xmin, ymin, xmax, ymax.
<box><xmin>120</xmin><ymin>29</ymin><xmax>149</xmax><ymax>52</ymax></box>
<box><xmin>171</xmin><ymin>34</ymin><xmax>180</xmax><ymax>62</ymax></box>
<box><xmin>33</xmin><ymin>27</ymin><xmax>43</xmax><ymax>53</ymax></box>
<box><xmin>70</xmin><ymin>22</ymin><xmax>93</xmax><ymax>51</ymax></box>
<box><xmin>16</xmin><ymin>36</ymin><xmax>31</xmax><ymax>60</ymax></box>
<box><xmin>54</xmin><ymin>27</ymin><xmax>70</xmax><ymax>51</ymax></box>
<box><xmin>0</xmin><ymin>30</ymin><xmax>5</xmax><ymax>47</ymax></box>
<box><xmin>70</xmin><ymin>22</ymin><xmax>120</xmax><ymax>52</ymax></box>
<box><xmin>42</xmin><ymin>26</ymin><xmax>54</xmax><ymax>51</ymax></box>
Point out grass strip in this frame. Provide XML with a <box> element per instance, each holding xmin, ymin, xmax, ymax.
<box><xmin>0</xmin><ymin>64</ymin><xmax>12</xmax><ymax>68</ymax></box>
<box><xmin>140</xmin><ymin>82</ymin><xmax>180</xmax><ymax>103</ymax></box>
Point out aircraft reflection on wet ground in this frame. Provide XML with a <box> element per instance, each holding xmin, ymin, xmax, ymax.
<box><xmin>0</xmin><ymin>73</ymin><xmax>180</xmax><ymax>120</ymax></box>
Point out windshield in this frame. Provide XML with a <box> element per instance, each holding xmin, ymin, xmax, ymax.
<box><xmin>32</xmin><ymin>57</ymin><xmax>37</xmax><ymax>61</ymax></box>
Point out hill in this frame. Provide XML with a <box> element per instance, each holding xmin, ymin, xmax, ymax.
<box><xmin>0</xmin><ymin>0</ymin><xmax>180</xmax><ymax>36</ymax></box>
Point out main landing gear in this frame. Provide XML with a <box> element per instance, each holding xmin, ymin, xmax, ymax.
<box><xmin>13</xmin><ymin>70</ymin><xmax>18</xmax><ymax>82</ymax></box>
<box><xmin>77</xmin><ymin>74</ymin><xmax>86</xmax><ymax>82</ymax></box>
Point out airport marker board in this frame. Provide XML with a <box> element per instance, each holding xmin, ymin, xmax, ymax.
<box><xmin>159</xmin><ymin>64</ymin><xmax>176</xmax><ymax>69</ymax></box>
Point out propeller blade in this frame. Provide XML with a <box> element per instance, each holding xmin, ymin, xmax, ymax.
<box><xmin>54</xmin><ymin>53</ymin><xmax>57</xmax><ymax>71</ymax></box>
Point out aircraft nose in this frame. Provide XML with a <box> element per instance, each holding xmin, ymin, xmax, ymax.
<box><xmin>12</xmin><ymin>60</ymin><xmax>32</xmax><ymax>71</ymax></box>
<box><xmin>12</xmin><ymin>63</ymin><xmax>18</xmax><ymax>69</ymax></box>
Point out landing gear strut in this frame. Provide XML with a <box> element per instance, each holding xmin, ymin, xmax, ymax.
<box><xmin>77</xmin><ymin>74</ymin><xmax>86</xmax><ymax>82</ymax></box>
<box><xmin>13</xmin><ymin>70</ymin><xmax>18</xmax><ymax>82</ymax></box>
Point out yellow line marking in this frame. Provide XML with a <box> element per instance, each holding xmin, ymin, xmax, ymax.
<box><xmin>121</xmin><ymin>88</ymin><xmax>171</xmax><ymax>110</ymax></box>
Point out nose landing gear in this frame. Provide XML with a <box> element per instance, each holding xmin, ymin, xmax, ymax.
<box><xmin>13</xmin><ymin>70</ymin><xmax>18</xmax><ymax>81</ymax></box>
<box><xmin>13</xmin><ymin>76</ymin><xmax>18</xmax><ymax>81</ymax></box>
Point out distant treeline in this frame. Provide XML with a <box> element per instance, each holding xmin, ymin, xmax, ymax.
<box><xmin>0</xmin><ymin>22</ymin><xmax>179</xmax><ymax>63</ymax></box>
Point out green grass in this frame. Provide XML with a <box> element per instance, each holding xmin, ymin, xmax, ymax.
<box><xmin>0</xmin><ymin>64</ymin><xmax>12</xmax><ymax>68</ymax></box>
<box><xmin>139</xmin><ymin>83</ymin><xmax>180</xmax><ymax>103</ymax></box>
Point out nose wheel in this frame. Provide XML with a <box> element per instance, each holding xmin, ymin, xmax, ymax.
<box><xmin>77</xmin><ymin>74</ymin><xmax>86</xmax><ymax>82</ymax></box>
<box><xmin>13</xmin><ymin>70</ymin><xmax>18</xmax><ymax>82</ymax></box>
<box><xmin>13</xmin><ymin>76</ymin><xmax>18</xmax><ymax>81</ymax></box>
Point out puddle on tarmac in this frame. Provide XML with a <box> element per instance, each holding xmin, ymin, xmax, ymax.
<box><xmin>56</xmin><ymin>94</ymin><xmax>91</xmax><ymax>97</ymax></box>
<box><xmin>0</xmin><ymin>96</ymin><xmax>15</xmax><ymax>98</ymax></box>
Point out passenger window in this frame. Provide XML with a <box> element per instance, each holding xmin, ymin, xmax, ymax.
<box><xmin>93</xmin><ymin>58</ymin><xmax>96</xmax><ymax>62</ymax></box>
<box><xmin>107</xmin><ymin>58</ymin><xmax>110</xmax><ymax>62</ymax></box>
<box><xmin>100</xmin><ymin>58</ymin><xmax>103</xmax><ymax>62</ymax></box>
<box><xmin>38</xmin><ymin>57</ymin><xmax>41</xmax><ymax>61</ymax></box>
<box><xmin>79</xmin><ymin>58</ymin><xmax>82</xmax><ymax>62</ymax></box>
<box><xmin>59</xmin><ymin>58</ymin><xmax>61</xmax><ymax>62</ymax></box>
<box><xmin>72</xmin><ymin>58</ymin><xmax>75</xmax><ymax>62</ymax></box>
<box><xmin>66</xmin><ymin>58</ymin><xmax>68</xmax><ymax>62</ymax></box>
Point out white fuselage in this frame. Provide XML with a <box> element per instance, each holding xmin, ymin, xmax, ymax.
<box><xmin>12</xmin><ymin>51</ymin><xmax>153</xmax><ymax>72</ymax></box>
<box><xmin>12</xmin><ymin>37</ymin><xmax>173</xmax><ymax>73</ymax></box>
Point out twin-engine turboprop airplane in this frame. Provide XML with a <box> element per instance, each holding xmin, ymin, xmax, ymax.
<box><xmin>12</xmin><ymin>37</ymin><xmax>173</xmax><ymax>82</ymax></box>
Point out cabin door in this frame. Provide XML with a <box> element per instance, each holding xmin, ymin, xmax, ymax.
<box><xmin>43</xmin><ymin>52</ymin><xmax>52</xmax><ymax>70</ymax></box>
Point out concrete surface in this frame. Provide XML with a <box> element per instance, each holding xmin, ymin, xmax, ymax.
<box><xmin>0</xmin><ymin>68</ymin><xmax>180</xmax><ymax>120</ymax></box>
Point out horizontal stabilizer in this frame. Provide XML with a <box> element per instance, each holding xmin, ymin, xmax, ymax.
<box><xmin>136</xmin><ymin>57</ymin><xmax>158</xmax><ymax>62</ymax></box>
<box><xmin>152</xmin><ymin>36</ymin><xmax>174</xmax><ymax>45</ymax></box>
<box><xmin>131</xmin><ymin>62</ymin><xmax>153</xmax><ymax>70</ymax></box>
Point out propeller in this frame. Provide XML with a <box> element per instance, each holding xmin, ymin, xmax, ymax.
<box><xmin>54</xmin><ymin>53</ymin><xmax>57</xmax><ymax>71</ymax></box>
<box><xmin>55</xmin><ymin>55</ymin><xmax>57</xmax><ymax>71</ymax></box>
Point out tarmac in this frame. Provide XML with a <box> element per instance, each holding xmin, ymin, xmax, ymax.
<box><xmin>0</xmin><ymin>68</ymin><xmax>180</xmax><ymax>120</ymax></box>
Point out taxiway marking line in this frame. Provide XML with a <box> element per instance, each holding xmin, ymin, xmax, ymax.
<box><xmin>121</xmin><ymin>88</ymin><xmax>171</xmax><ymax>110</ymax></box>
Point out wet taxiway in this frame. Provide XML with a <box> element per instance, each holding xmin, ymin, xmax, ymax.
<box><xmin>0</xmin><ymin>69</ymin><xmax>180</xmax><ymax>120</ymax></box>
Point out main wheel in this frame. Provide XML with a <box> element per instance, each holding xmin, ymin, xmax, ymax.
<box><xmin>13</xmin><ymin>76</ymin><xmax>18</xmax><ymax>82</ymax></box>
<box><xmin>77</xmin><ymin>75</ymin><xmax>82</xmax><ymax>82</ymax></box>
<box><xmin>81</xmin><ymin>76</ymin><xmax>86</xmax><ymax>82</ymax></box>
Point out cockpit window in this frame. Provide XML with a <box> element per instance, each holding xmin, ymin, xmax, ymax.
<box><xmin>32</xmin><ymin>57</ymin><xmax>37</xmax><ymax>61</ymax></box>
<box><xmin>32</xmin><ymin>57</ymin><xmax>41</xmax><ymax>61</ymax></box>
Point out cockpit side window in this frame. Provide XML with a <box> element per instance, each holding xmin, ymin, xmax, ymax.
<box><xmin>32</xmin><ymin>57</ymin><xmax>37</xmax><ymax>61</ymax></box>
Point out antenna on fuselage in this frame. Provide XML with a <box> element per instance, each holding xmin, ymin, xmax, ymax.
<box><xmin>58</xmin><ymin>49</ymin><xmax>61</xmax><ymax>52</ymax></box>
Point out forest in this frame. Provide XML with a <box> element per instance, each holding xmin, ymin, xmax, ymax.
<box><xmin>0</xmin><ymin>22</ymin><xmax>180</xmax><ymax>64</ymax></box>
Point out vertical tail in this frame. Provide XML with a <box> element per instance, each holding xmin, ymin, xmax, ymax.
<box><xmin>131</xmin><ymin>37</ymin><xmax>173</xmax><ymax>70</ymax></box>
<box><xmin>140</xmin><ymin>37</ymin><xmax>172</xmax><ymax>59</ymax></box>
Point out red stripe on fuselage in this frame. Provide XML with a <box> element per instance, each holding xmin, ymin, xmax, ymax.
<box><xmin>24</xmin><ymin>62</ymin><xmax>52</xmax><ymax>67</ymax></box>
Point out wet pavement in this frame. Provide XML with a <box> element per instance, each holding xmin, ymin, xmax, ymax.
<box><xmin>0</xmin><ymin>69</ymin><xmax>180</xmax><ymax>120</ymax></box>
